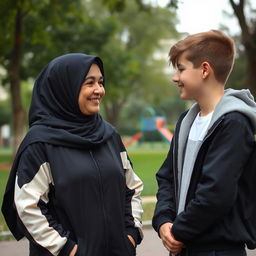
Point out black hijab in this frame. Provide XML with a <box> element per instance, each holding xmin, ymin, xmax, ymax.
<box><xmin>2</xmin><ymin>53</ymin><xmax>115</xmax><ymax>239</ymax></box>
<box><xmin>28</xmin><ymin>53</ymin><xmax>115</xmax><ymax>148</ymax></box>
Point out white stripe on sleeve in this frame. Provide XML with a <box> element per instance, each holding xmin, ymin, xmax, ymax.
<box><xmin>120</xmin><ymin>151</ymin><xmax>144</xmax><ymax>238</ymax></box>
<box><xmin>14</xmin><ymin>162</ymin><xmax>67</xmax><ymax>256</ymax></box>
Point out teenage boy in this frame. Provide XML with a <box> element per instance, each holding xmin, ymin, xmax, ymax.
<box><xmin>153</xmin><ymin>30</ymin><xmax>256</xmax><ymax>256</ymax></box>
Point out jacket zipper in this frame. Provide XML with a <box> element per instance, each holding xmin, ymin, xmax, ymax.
<box><xmin>172</xmin><ymin>134</ymin><xmax>178</xmax><ymax>211</ymax></box>
<box><xmin>90</xmin><ymin>150</ymin><xmax>108</xmax><ymax>252</ymax></box>
<box><xmin>201</xmin><ymin>117</ymin><xmax>224</xmax><ymax>143</ymax></box>
<box><xmin>173</xmin><ymin>116</ymin><xmax>225</xmax><ymax>212</ymax></box>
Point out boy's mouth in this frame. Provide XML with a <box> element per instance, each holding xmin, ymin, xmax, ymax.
<box><xmin>178</xmin><ymin>83</ymin><xmax>184</xmax><ymax>88</ymax></box>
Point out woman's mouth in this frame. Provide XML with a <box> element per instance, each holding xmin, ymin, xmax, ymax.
<box><xmin>88</xmin><ymin>97</ymin><xmax>101</xmax><ymax>105</ymax></box>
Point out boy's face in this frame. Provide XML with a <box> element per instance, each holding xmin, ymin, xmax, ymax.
<box><xmin>172</xmin><ymin>53</ymin><xmax>204</xmax><ymax>100</ymax></box>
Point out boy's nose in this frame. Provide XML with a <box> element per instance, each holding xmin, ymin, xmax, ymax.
<box><xmin>172</xmin><ymin>74</ymin><xmax>179</xmax><ymax>83</ymax></box>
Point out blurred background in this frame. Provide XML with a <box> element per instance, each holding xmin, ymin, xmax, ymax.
<box><xmin>0</xmin><ymin>0</ymin><xmax>256</xmax><ymax>244</ymax></box>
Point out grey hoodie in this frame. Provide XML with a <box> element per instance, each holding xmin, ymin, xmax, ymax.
<box><xmin>178</xmin><ymin>89</ymin><xmax>256</xmax><ymax>214</ymax></box>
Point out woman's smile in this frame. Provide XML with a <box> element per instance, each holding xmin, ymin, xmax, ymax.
<box><xmin>87</xmin><ymin>96</ymin><xmax>101</xmax><ymax>105</ymax></box>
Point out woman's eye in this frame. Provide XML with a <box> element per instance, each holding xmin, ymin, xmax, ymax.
<box><xmin>86</xmin><ymin>81</ymin><xmax>94</xmax><ymax>86</ymax></box>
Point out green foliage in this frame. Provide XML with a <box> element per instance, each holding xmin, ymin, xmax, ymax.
<box><xmin>99</xmin><ymin>0</ymin><xmax>179</xmax><ymax>126</ymax></box>
<box><xmin>0</xmin><ymin>171</ymin><xmax>9</xmax><ymax>232</ymax></box>
<box><xmin>1</xmin><ymin>0</ymin><xmax>180</xmax><ymax>134</ymax></box>
<box><xmin>17</xmin><ymin>1</ymin><xmax>115</xmax><ymax>78</ymax></box>
<box><xmin>0</xmin><ymin>99</ymin><xmax>11</xmax><ymax>126</ymax></box>
<box><xmin>226</xmin><ymin>52</ymin><xmax>247</xmax><ymax>90</ymax></box>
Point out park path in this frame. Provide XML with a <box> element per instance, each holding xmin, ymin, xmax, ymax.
<box><xmin>1</xmin><ymin>228</ymin><xmax>255</xmax><ymax>256</ymax></box>
<box><xmin>0</xmin><ymin>228</ymin><xmax>166</xmax><ymax>256</ymax></box>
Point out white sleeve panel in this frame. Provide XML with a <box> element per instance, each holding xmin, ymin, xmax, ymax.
<box><xmin>14</xmin><ymin>162</ymin><xmax>67</xmax><ymax>256</ymax></box>
<box><xmin>120</xmin><ymin>151</ymin><xmax>144</xmax><ymax>238</ymax></box>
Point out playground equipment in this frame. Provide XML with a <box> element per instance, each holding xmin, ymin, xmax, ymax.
<box><xmin>124</xmin><ymin>107</ymin><xmax>173</xmax><ymax>147</ymax></box>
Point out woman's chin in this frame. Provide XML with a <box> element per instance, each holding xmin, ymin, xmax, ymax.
<box><xmin>82</xmin><ymin>107</ymin><xmax>100</xmax><ymax>115</ymax></box>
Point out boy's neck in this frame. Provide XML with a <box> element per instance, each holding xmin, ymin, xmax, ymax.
<box><xmin>197</xmin><ymin>84</ymin><xmax>224</xmax><ymax>117</ymax></box>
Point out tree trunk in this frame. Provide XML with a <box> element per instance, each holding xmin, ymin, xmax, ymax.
<box><xmin>229</xmin><ymin>0</ymin><xmax>256</xmax><ymax>97</ymax></box>
<box><xmin>103</xmin><ymin>101</ymin><xmax>124</xmax><ymax>127</ymax></box>
<box><xmin>245</xmin><ymin>46</ymin><xmax>256</xmax><ymax>97</ymax></box>
<box><xmin>9</xmin><ymin>6</ymin><xmax>26</xmax><ymax>154</ymax></box>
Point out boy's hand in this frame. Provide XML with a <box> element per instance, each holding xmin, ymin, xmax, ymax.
<box><xmin>159</xmin><ymin>222</ymin><xmax>184</xmax><ymax>255</ymax></box>
<box><xmin>69</xmin><ymin>244</ymin><xmax>78</xmax><ymax>256</ymax></box>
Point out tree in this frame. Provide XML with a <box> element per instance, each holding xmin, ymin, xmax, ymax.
<box><xmin>0</xmin><ymin>0</ymin><xmax>116</xmax><ymax>152</ymax></box>
<box><xmin>96</xmin><ymin>0</ymin><xmax>179</xmax><ymax>126</ymax></box>
<box><xmin>0</xmin><ymin>99</ymin><xmax>11</xmax><ymax>127</ymax></box>
<box><xmin>0</xmin><ymin>0</ymin><xmax>27</xmax><ymax>152</ymax></box>
<box><xmin>24</xmin><ymin>0</ymin><xmax>179</xmax><ymax>127</ymax></box>
<box><xmin>1</xmin><ymin>0</ymin><xmax>179</xmax><ymax>150</ymax></box>
<box><xmin>229</xmin><ymin>0</ymin><xmax>256</xmax><ymax>96</ymax></box>
<box><xmin>0</xmin><ymin>0</ymin><xmax>72</xmax><ymax>152</ymax></box>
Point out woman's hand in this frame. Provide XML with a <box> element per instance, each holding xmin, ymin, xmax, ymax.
<box><xmin>69</xmin><ymin>244</ymin><xmax>78</xmax><ymax>256</ymax></box>
<box><xmin>127</xmin><ymin>235</ymin><xmax>136</xmax><ymax>247</ymax></box>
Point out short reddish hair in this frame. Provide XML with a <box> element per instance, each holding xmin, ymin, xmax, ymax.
<box><xmin>169</xmin><ymin>30</ymin><xmax>236</xmax><ymax>84</ymax></box>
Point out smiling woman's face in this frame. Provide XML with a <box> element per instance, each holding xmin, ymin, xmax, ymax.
<box><xmin>78</xmin><ymin>63</ymin><xmax>105</xmax><ymax>115</ymax></box>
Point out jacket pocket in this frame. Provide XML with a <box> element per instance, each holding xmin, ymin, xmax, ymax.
<box><xmin>75</xmin><ymin>238</ymin><xmax>86</xmax><ymax>256</ymax></box>
<box><xmin>125</xmin><ymin>236</ymin><xmax>136</xmax><ymax>256</ymax></box>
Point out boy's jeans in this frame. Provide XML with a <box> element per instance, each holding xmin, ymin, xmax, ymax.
<box><xmin>178</xmin><ymin>248</ymin><xmax>246</xmax><ymax>256</ymax></box>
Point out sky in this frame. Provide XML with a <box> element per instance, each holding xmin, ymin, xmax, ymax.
<box><xmin>154</xmin><ymin>0</ymin><xmax>241</xmax><ymax>35</ymax></box>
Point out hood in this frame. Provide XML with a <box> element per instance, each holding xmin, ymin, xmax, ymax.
<box><xmin>209</xmin><ymin>88</ymin><xmax>256</xmax><ymax>133</ymax></box>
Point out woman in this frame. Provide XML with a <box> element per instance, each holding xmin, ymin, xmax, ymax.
<box><xmin>2</xmin><ymin>53</ymin><xmax>143</xmax><ymax>256</ymax></box>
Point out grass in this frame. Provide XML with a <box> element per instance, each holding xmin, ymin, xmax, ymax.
<box><xmin>128</xmin><ymin>151</ymin><xmax>167</xmax><ymax>196</ymax></box>
<box><xmin>0</xmin><ymin>154</ymin><xmax>12</xmax><ymax>164</ymax></box>
<box><xmin>0</xmin><ymin>171</ymin><xmax>9</xmax><ymax>232</ymax></box>
<box><xmin>0</xmin><ymin>147</ymin><xmax>12</xmax><ymax>162</ymax></box>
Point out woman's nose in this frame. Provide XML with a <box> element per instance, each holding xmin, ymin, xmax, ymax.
<box><xmin>93</xmin><ymin>84</ymin><xmax>104</xmax><ymax>94</ymax></box>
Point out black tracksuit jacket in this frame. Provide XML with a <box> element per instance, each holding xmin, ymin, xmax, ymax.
<box><xmin>12</xmin><ymin>132</ymin><xmax>143</xmax><ymax>256</ymax></box>
<box><xmin>153</xmin><ymin>111</ymin><xmax>256</xmax><ymax>252</ymax></box>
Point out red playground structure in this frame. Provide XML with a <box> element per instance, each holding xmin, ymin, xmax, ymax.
<box><xmin>124</xmin><ymin>107</ymin><xmax>173</xmax><ymax>147</ymax></box>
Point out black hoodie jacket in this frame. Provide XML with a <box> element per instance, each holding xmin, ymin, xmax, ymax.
<box><xmin>153</xmin><ymin>89</ymin><xmax>256</xmax><ymax>253</ymax></box>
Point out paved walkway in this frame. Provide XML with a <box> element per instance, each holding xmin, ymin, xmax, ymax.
<box><xmin>0</xmin><ymin>228</ymin><xmax>255</xmax><ymax>256</ymax></box>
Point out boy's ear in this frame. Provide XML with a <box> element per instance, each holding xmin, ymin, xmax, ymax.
<box><xmin>201</xmin><ymin>61</ymin><xmax>211</xmax><ymax>79</ymax></box>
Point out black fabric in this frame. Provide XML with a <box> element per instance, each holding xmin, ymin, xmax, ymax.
<box><xmin>179</xmin><ymin>248</ymin><xmax>246</xmax><ymax>256</ymax></box>
<box><xmin>153</xmin><ymin>111</ymin><xmax>256</xmax><ymax>251</ymax></box>
<box><xmin>1</xmin><ymin>53</ymin><xmax>115</xmax><ymax>240</ymax></box>
<box><xmin>8</xmin><ymin>136</ymin><xmax>140</xmax><ymax>256</ymax></box>
<box><xmin>28</xmin><ymin>53</ymin><xmax>114</xmax><ymax>148</ymax></box>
